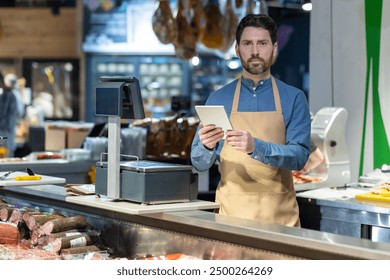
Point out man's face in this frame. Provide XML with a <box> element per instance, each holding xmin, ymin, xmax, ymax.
<box><xmin>235</xmin><ymin>27</ymin><xmax>277</xmax><ymax>75</ymax></box>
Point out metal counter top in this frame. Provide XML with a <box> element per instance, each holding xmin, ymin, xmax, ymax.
<box><xmin>0</xmin><ymin>160</ymin><xmax>96</xmax><ymax>184</ymax></box>
<box><xmin>2</xmin><ymin>184</ymin><xmax>390</xmax><ymax>259</ymax></box>
<box><xmin>296</xmin><ymin>186</ymin><xmax>390</xmax><ymax>213</ymax></box>
<box><xmin>296</xmin><ymin>186</ymin><xmax>390</xmax><ymax>242</ymax></box>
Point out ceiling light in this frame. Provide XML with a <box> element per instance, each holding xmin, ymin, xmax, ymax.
<box><xmin>302</xmin><ymin>0</ymin><xmax>312</xmax><ymax>11</ymax></box>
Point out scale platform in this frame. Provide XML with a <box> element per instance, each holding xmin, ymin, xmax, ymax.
<box><xmin>66</xmin><ymin>195</ymin><xmax>219</xmax><ymax>215</ymax></box>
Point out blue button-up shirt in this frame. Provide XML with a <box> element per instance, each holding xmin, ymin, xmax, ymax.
<box><xmin>191</xmin><ymin>77</ymin><xmax>311</xmax><ymax>172</ymax></box>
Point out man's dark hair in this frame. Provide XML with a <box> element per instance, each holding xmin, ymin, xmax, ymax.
<box><xmin>236</xmin><ymin>14</ymin><xmax>278</xmax><ymax>45</ymax></box>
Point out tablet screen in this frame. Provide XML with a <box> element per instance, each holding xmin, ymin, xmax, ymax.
<box><xmin>195</xmin><ymin>105</ymin><xmax>233</xmax><ymax>136</ymax></box>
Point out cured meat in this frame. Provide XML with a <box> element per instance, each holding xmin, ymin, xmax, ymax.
<box><xmin>0</xmin><ymin>205</ymin><xmax>15</xmax><ymax>222</ymax></box>
<box><xmin>37</xmin><ymin>229</ymin><xmax>87</xmax><ymax>246</ymax></box>
<box><xmin>201</xmin><ymin>0</ymin><xmax>224</xmax><ymax>49</ymax></box>
<box><xmin>60</xmin><ymin>245</ymin><xmax>101</xmax><ymax>255</ymax></box>
<box><xmin>23</xmin><ymin>212</ymin><xmax>64</xmax><ymax>231</ymax></box>
<box><xmin>41</xmin><ymin>215</ymin><xmax>88</xmax><ymax>235</ymax></box>
<box><xmin>173</xmin><ymin>0</ymin><xmax>197</xmax><ymax>60</ymax></box>
<box><xmin>30</xmin><ymin>227</ymin><xmax>45</xmax><ymax>245</ymax></box>
<box><xmin>0</xmin><ymin>244</ymin><xmax>60</xmax><ymax>260</ymax></box>
<box><xmin>8</xmin><ymin>207</ymin><xmax>37</xmax><ymax>225</ymax></box>
<box><xmin>84</xmin><ymin>251</ymin><xmax>107</xmax><ymax>260</ymax></box>
<box><xmin>44</xmin><ymin>232</ymin><xmax>100</xmax><ymax>253</ymax></box>
<box><xmin>152</xmin><ymin>0</ymin><xmax>177</xmax><ymax>44</ymax></box>
<box><xmin>190</xmin><ymin>0</ymin><xmax>207</xmax><ymax>42</ymax></box>
<box><xmin>0</xmin><ymin>222</ymin><xmax>20</xmax><ymax>244</ymax></box>
<box><xmin>292</xmin><ymin>172</ymin><xmax>324</xmax><ymax>184</ymax></box>
<box><xmin>219</xmin><ymin>0</ymin><xmax>238</xmax><ymax>52</ymax></box>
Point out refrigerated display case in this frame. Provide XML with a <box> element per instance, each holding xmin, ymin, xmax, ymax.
<box><xmin>2</xmin><ymin>184</ymin><xmax>390</xmax><ymax>260</ymax></box>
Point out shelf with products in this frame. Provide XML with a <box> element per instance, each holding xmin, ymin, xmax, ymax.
<box><xmin>85</xmin><ymin>55</ymin><xmax>190</xmax><ymax>122</ymax></box>
<box><xmin>190</xmin><ymin>55</ymin><xmax>242</xmax><ymax>112</ymax></box>
<box><xmin>85</xmin><ymin>54</ymin><xmax>241</xmax><ymax>122</ymax></box>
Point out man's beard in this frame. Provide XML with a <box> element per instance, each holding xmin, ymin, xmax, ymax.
<box><xmin>241</xmin><ymin>55</ymin><xmax>273</xmax><ymax>75</ymax></box>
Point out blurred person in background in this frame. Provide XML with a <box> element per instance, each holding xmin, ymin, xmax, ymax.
<box><xmin>0</xmin><ymin>72</ymin><xmax>19</xmax><ymax>157</ymax></box>
<box><xmin>4</xmin><ymin>73</ymin><xmax>25</xmax><ymax>118</ymax></box>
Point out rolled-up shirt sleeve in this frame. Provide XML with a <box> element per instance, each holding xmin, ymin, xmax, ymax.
<box><xmin>190</xmin><ymin>128</ymin><xmax>219</xmax><ymax>172</ymax></box>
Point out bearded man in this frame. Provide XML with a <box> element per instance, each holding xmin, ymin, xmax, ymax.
<box><xmin>191</xmin><ymin>14</ymin><xmax>311</xmax><ymax>227</ymax></box>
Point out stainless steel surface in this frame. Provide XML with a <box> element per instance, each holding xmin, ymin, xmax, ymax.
<box><xmin>2</xmin><ymin>185</ymin><xmax>390</xmax><ymax>259</ymax></box>
<box><xmin>95</xmin><ymin>160</ymin><xmax>198</xmax><ymax>203</ymax></box>
<box><xmin>297</xmin><ymin>186</ymin><xmax>390</xmax><ymax>243</ymax></box>
<box><xmin>119</xmin><ymin>160</ymin><xmax>193</xmax><ymax>173</ymax></box>
<box><xmin>0</xmin><ymin>160</ymin><xmax>95</xmax><ymax>184</ymax></box>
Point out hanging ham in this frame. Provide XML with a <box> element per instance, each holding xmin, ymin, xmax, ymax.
<box><xmin>201</xmin><ymin>0</ymin><xmax>224</xmax><ymax>49</ymax></box>
<box><xmin>190</xmin><ymin>0</ymin><xmax>207</xmax><ymax>42</ymax></box>
<box><xmin>173</xmin><ymin>0</ymin><xmax>197</xmax><ymax>60</ymax></box>
<box><xmin>219</xmin><ymin>0</ymin><xmax>238</xmax><ymax>52</ymax></box>
<box><xmin>152</xmin><ymin>0</ymin><xmax>178</xmax><ymax>44</ymax></box>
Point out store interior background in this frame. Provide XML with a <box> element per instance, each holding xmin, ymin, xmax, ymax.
<box><xmin>0</xmin><ymin>0</ymin><xmax>388</xmax><ymax>183</ymax></box>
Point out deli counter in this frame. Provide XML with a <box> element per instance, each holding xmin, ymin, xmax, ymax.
<box><xmin>1</xmin><ymin>183</ymin><xmax>390</xmax><ymax>260</ymax></box>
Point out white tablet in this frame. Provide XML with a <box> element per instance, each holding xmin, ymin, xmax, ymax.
<box><xmin>195</xmin><ymin>105</ymin><xmax>233</xmax><ymax>135</ymax></box>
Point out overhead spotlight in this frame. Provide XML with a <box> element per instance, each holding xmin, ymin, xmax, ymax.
<box><xmin>302</xmin><ymin>0</ymin><xmax>312</xmax><ymax>11</ymax></box>
<box><xmin>191</xmin><ymin>56</ymin><xmax>200</xmax><ymax>67</ymax></box>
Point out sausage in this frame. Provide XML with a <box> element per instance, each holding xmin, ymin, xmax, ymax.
<box><xmin>0</xmin><ymin>244</ymin><xmax>61</xmax><ymax>260</ymax></box>
<box><xmin>23</xmin><ymin>212</ymin><xmax>64</xmax><ymax>231</ymax></box>
<box><xmin>0</xmin><ymin>205</ymin><xmax>15</xmax><ymax>222</ymax></box>
<box><xmin>41</xmin><ymin>215</ymin><xmax>88</xmax><ymax>235</ymax></box>
<box><xmin>44</xmin><ymin>232</ymin><xmax>100</xmax><ymax>252</ymax></box>
<box><xmin>60</xmin><ymin>245</ymin><xmax>101</xmax><ymax>255</ymax></box>
<box><xmin>0</xmin><ymin>222</ymin><xmax>20</xmax><ymax>244</ymax></box>
<box><xmin>37</xmin><ymin>229</ymin><xmax>85</xmax><ymax>246</ymax></box>
<box><xmin>30</xmin><ymin>227</ymin><xmax>45</xmax><ymax>245</ymax></box>
<box><xmin>9</xmin><ymin>207</ymin><xmax>37</xmax><ymax>225</ymax></box>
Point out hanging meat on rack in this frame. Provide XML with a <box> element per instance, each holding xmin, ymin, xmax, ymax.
<box><xmin>246</xmin><ymin>0</ymin><xmax>269</xmax><ymax>15</ymax></box>
<box><xmin>173</xmin><ymin>0</ymin><xmax>197</xmax><ymax>60</ymax></box>
<box><xmin>152</xmin><ymin>0</ymin><xmax>178</xmax><ymax>44</ymax></box>
<box><xmin>201</xmin><ymin>0</ymin><xmax>224</xmax><ymax>49</ymax></box>
<box><xmin>219</xmin><ymin>0</ymin><xmax>238</xmax><ymax>52</ymax></box>
<box><xmin>246</xmin><ymin>0</ymin><xmax>254</xmax><ymax>14</ymax></box>
<box><xmin>190</xmin><ymin>0</ymin><xmax>207</xmax><ymax>42</ymax></box>
<box><xmin>235</xmin><ymin>0</ymin><xmax>243</xmax><ymax>8</ymax></box>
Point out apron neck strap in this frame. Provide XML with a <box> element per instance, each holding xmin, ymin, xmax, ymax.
<box><xmin>232</xmin><ymin>76</ymin><xmax>282</xmax><ymax>112</ymax></box>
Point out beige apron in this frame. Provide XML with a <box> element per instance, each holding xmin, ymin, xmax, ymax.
<box><xmin>215</xmin><ymin>77</ymin><xmax>300</xmax><ymax>227</ymax></box>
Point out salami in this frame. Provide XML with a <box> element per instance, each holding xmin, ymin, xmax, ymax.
<box><xmin>23</xmin><ymin>212</ymin><xmax>64</xmax><ymax>231</ymax></box>
<box><xmin>0</xmin><ymin>222</ymin><xmax>20</xmax><ymax>244</ymax></box>
<box><xmin>44</xmin><ymin>232</ymin><xmax>100</xmax><ymax>253</ymax></box>
<box><xmin>0</xmin><ymin>244</ymin><xmax>61</xmax><ymax>260</ymax></box>
<box><xmin>41</xmin><ymin>215</ymin><xmax>88</xmax><ymax>235</ymax></box>
<box><xmin>60</xmin><ymin>245</ymin><xmax>101</xmax><ymax>255</ymax></box>
<box><xmin>0</xmin><ymin>205</ymin><xmax>15</xmax><ymax>222</ymax></box>
<box><xmin>30</xmin><ymin>226</ymin><xmax>45</xmax><ymax>245</ymax></box>
<box><xmin>37</xmin><ymin>230</ymin><xmax>84</xmax><ymax>246</ymax></box>
<box><xmin>9</xmin><ymin>207</ymin><xmax>37</xmax><ymax>225</ymax></box>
